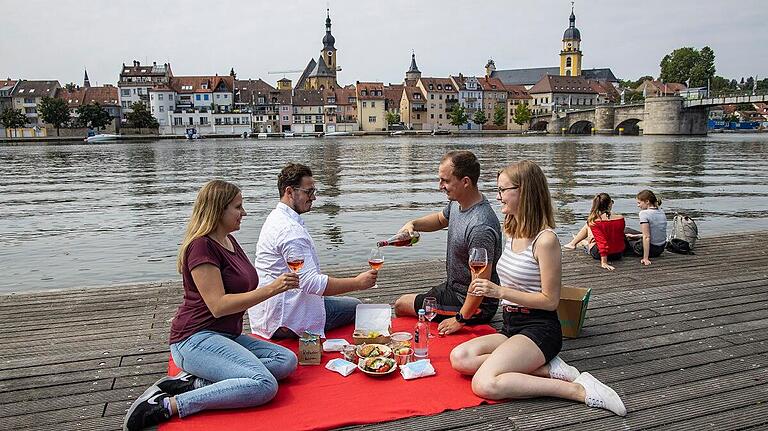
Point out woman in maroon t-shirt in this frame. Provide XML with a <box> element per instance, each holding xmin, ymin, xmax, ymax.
<box><xmin>124</xmin><ymin>180</ymin><xmax>299</xmax><ymax>431</ymax></box>
<box><xmin>564</xmin><ymin>193</ymin><xmax>626</xmax><ymax>271</ymax></box>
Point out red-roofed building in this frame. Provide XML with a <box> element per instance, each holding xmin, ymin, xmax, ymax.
<box><xmin>400</xmin><ymin>86</ymin><xmax>427</xmax><ymax>130</ymax></box>
<box><xmin>505</xmin><ymin>84</ymin><xmax>533</xmax><ymax>131</ymax></box>
<box><xmin>356</xmin><ymin>82</ymin><xmax>386</xmax><ymax>131</ymax></box>
<box><xmin>479</xmin><ymin>76</ymin><xmax>508</xmax><ymax>129</ymax></box>
<box><xmin>417</xmin><ymin>77</ymin><xmax>458</xmax><ymax>130</ymax></box>
<box><xmin>528</xmin><ymin>74</ymin><xmax>597</xmax><ymax>115</ymax></box>
<box><xmin>635</xmin><ymin>80</ymin><xmax>687</xmax><ymax>97</ymax></box>
<box><xmin>323</xmin><ymin>87</ymin><xmax>358</xmax><ymax>132</ymax></box>
<box><xmin>118</xmin><ymin>61</ymin><xmax>172</xmax><ymax>119</ymax></box>
<box><xmin>0</xmin><ymin>79</ymin><xmax>18</xmax><ymax>110</ymax></box>
<box><xmin>56</xmin><ymin>84</ymin><xmax>121</xmax><ymax>131</ymax></box>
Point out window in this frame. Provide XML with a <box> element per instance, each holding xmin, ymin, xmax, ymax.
<box><xmin>371</xmin><ymin>101</ymin><xmax>375</xmax><ymax>108</ymax></box>
<box><xmin>243</xmin><ymin>117</ymin><xmax>249</xmax><ymax>123</ymax></box>
<box><xmin>195</xmin><ymin>95</ymin><xmax>201</xmax><ymax>101</ymax></box>
<box><xmin>174</xmin><ymin>117</ymin><xmax>183</xmax><ymax>126</ymax></box>
<box><xmin>234</xmin><ymin>117</ymin><xmax>241</xmax><ymax>124</ymax></box>
<box><xmin>216</xmin><ymin>94</ymin><xmax>220</xmax><ymax>99</ymax></box>
<box><xmin>439</xmin><ymin>114</ymin><xmax>443</xmax><ymax>119</ymax></box>
<box><xmin>316</xmin><ymin>115</ymin><xmax>323</xmax><ymax>122</ymax></box>
<box><xmin>363</xmin><ymin>101</ymin><xmax>367</xmax><ymax>108</ymax></box>
<box><xmin>368</xmin><ymin>116</ymin><xmax>376</xmax><ymax>123</ymax></box>
<box><xmin>158</xmin><ymin>94</ymin><xmax>164</xmax><ymax>100</ymax></box>
<box><xmin>215</xmin><ymin>118</ymin><xmax>222</xmax><ymax>125</ymax></box>
<box><xmin>430</xmin><ymin>94</ymin><xmax>434</xmax><ymax>100</ymax></box>
<box><xmin>430</xmin><ymin>114</ymin><xmax>434</xmax><ymax>119</ymax></box>
<box><xmin>428</xmin><ymin>84</ymin><xmax>433</xmax><ymax>90</ymax></box>
<box><xmin>24</xmin><ymin>97</ymin><xmax>34</xmax><ymax>104</ymax></box>
<box><xmin>283</xmin><ymin>115</ymin><xmax>289</xmax><ymax>121</ymax></box>
<box><xmin>416</xmin><ymin>114</ymin><xmax>420</xmax><ymax>119</ymax></box>
<box><xmin>361</xmin><ymin>90</ymin><xmax>368</xmax><ymax>96</ymax></box>
<box><xmin>566</xmin><ymin>57</ymin><xmax>572</xmax><ymax>67</ymax></box>
<box><xmin>169</xmin><ymin>94</ymin><xmax>174</xmax><ymax>100</ymax></box>
<box><xmin>25</xmin><ymin>107</ymin><xmax>36</xmax><ymax>113</ymax></box>
<box><xmin>121</xmin><ymin>89</ymin><xmax>131</xmax><ymax>96</ymax></box>
<box><xmin>204</xmin><ymin>94</ymin><xmax>209</xmax><ymax>101</ymax></box>
<box><xmin>200</xmin><ymin>117</ymin><xmax>209</xmax><ymax>125</ymax></box>
<box><xmin>224</xmin><ymin>94</ymin><xmax>228</xmax><ymax>99</ymax></box>
<box><xmin>188</xmin><ymin>117</ymin><xmax>193</xmax><ymax>125</ymax></box>
<box><xmin>159</xmin><ymin>106</ymin><xmax>164</xmax><ymax>112</ymax></box>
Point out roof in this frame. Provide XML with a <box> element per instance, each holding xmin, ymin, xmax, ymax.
<box><xmin>234</xmin><ymin>79</ymin><xmax>276</xmax><ymax>104</ymax></box>
<box><xmin>323</xmin><ymin>87</ymin><xmax>356</xmax><ymax>105</ymax></box>
<box><xmin>356</xmin><ymin>82</ymin><xmax>385</xmax><ymax>100</ymax></box>
<box><xmin>0</xmin><ymin>79</ymin><xmax>17</xmax><ymax>92</ymax></box>
<box><xmin>308</xmin><ymin>56</ymin><xmax>335</xmax><ymax>78</ymax></box>
<box><xmin>589</xmin><ymin>80</ymin><xmax>620</xmax><ymax>101</ymax></box>
<box><xmin>170</xmin><ymin>76</ymin><xmax>234</xmax><ymax>94</ymax></box>
<box><xmin>529</xmin><ymin>75</ymin><xmax>597</xmax><ymax>95</ymax></box>
<box><xmin>505</xmin><ymin>84</ymin><xmax>532</xmax><ymax>100</ymax></box>
<box><xmin>119</xmin><ymin>61</ymin><xmax>172</xmax><ymax>78</ymax></box>
<box><xmin>295</xmin><ymin>58</ymin><xmax>317</xmax><ymax>90</ymax></box>
<box><xmin>403</xmin><ymin>86</ymin><xmax>426</xmax><ymax>102</ymax></box>
<box><xmin>563</xmin><ymin>10</ymin><xmax>581</xmax><ymax>40</ymax></box>
<box><xmin>491</xmin><ymin>67</ymin><xmax>618</xmax><ymax>86</ymax></box>
<box><xmin>292</xmin><ymin>89</ymin><xmax>324</xmax><ymax>106</ymax></box>
<box><xmin>408</xmin><ymin>53</ymin><xmax>420</xmax><ymax>73</ymax></box>
<box><xmin>383</xmin><ymin>84</ymin><xmax>404</xmax><ymax>103</ymax></box>
<box><xmin>419</xmin><ymin>77</ymin><xmax>457</xmax><ymax>93</ymax></box>
<box><xmin>479</xmin><ymin>77</ymin><xmax>506</xmax><ymax>92</ymax></box>
<box><xmin>10</xmin><ymin>80</ymin><xmax>60</xmax><ymax>97</ymax></box>
<box><xmin>636</xmin><ymin>80</ymin><xmax>687</xmax><ymax>94</ymax></box>
<box><xmin>56</xmin><ymin>85</ymin><xmax>119</xmax><ymax>108</ymax></box>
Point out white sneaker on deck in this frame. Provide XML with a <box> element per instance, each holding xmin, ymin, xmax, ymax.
<box><xmin>574</xmin><ymin>372</ymin><xmax>627</xmax><ymax>416</ymax></box>
<box><xmin>548</xmin><ymin>356</ymin><xmax>580</xmax><ymax>382</ymax></box>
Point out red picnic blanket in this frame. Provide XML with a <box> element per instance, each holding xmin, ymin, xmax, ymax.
<box><xmin>160</xmin><ymin>317</ymin><xmax>497</xmax><ymax>431</ymax></box>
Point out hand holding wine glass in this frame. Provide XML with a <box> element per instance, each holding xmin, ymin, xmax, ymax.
<box><xmin>468</xmin><ymin>247</ymin><xmax>488</xmax><ymax>296</ymax></box>
<box><xmin>367</xmin><ymin>248</ymin><xmax>384</xmax><ymax>288</ymax></box>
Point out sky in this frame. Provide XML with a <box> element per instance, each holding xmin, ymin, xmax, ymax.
<box><xmin>1</xmin><ymin>0</ymin><xmax>766</xmax><ymax>87</ymax></box>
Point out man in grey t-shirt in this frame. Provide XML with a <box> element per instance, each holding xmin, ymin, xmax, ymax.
<box><xmin>394</xmin><ymin>150</ymin><xmax>502</xmax><ymax>336</ymax></box>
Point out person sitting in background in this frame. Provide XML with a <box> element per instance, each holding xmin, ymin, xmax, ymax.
<box><xmin>123</xmin><ymin>180</ymin><xmax>299</xmax><ymax>430</ymax></box>
<box><xmin>625</xmin><ymin>189</ymin><xmax>667</xmax><ymax>266</ymax></box>
<box><xmin>564</xmin><ymin>193</ymin><xmax>626</xmax><ymax>271</ymax></box>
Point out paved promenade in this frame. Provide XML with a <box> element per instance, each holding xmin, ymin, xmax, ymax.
<box><xmin>1</xmin><ymin>232</ymin><xmax>767</xmax><ymax>430</ymax></box>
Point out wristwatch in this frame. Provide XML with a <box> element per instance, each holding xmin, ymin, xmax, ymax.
<box><xmin>455</xmin><ymin>312</ymin><xmax>469</xmax><ymax>324</ymax></box>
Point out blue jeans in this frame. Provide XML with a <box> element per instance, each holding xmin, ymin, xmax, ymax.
<box><xmin>169</xmin><ymin>330</ymin><xmax>297</xmax><ymax>418</ymax></box>
<box><xmin>272</xmin><ymin>296</ymin><xmax>361</xmax><ymax>338</ymax></box>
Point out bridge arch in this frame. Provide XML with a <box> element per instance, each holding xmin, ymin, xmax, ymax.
<box><xmin>531</xmin><ymin>120</ymin><xmax>548</xmax><ymax>131</ymax></box>
<box><xmin>615</xmin><ymin>118</ymin><xmax>641</xmax><ymax>135</ymax></box>
<box><xmin>568</xmin><ymin>120</ymin><xmax>593</xmax><ymax>135</ymax></box>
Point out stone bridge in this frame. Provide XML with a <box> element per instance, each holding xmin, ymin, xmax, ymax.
<box><xmin>531</xmin><ymin>96</ymin><xmax>711</xmax><ymax>135</ymax></box>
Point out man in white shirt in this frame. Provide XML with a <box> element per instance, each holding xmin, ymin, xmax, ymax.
<box><xmin>247</xmin><ymin>163</ymin><xmax>378</xmax><ymax>338</ymax></box>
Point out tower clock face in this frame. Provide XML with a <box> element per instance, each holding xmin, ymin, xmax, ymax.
<box><xmin>567</xmin><ymin>42</ymin><xmax>572</xmax><ymax>48</ymax></box>
<box><xmin>327</xmin><ymin>51</ymin><xmax>333</xmax><ymax>56</ymax></box>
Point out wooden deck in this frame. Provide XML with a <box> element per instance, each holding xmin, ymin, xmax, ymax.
<box><xmin>1</xmin><ymin>232</ymin><xmax>767</xmax><ymax>430</ymax></box>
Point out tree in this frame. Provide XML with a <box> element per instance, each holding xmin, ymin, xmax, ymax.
<box><xmin>493</xmin><ymin>104</ymin><xmax>506</xmax><ymax>127</ymax></box>
<box><xmin>512</xmin><ymin>103</ymin><xmax>532</xmax><ymax>131</ymax></box>
<box><xmin>473</xmin><ymin>109</ymin><xmax>488</xmax><ymax>126</ymax></box>
<box><xmin>757</xmin><ymin>78</ymin><xmax>768</xmax><ymax>92</ymax></box>
<box><xmin>64</xmin><ymin>82</ymin><xmax>77</xmax><ymax>92</ymax></box>
<box><xmin>38</xmin><ymin>97</ymin><xmax>71</xmax><ymax>136</ymax></box>
<box><xmin>385</xmin><ymin>110</ymin><xmax>400</xmax><ymax>125</ymax></box>
<box><xmin>448</xmin><ymin>104</ymin><xmax>468</xmax><ymax>131</ymax></box>
<box><xmin>126</xmin><ymin>102</ymin><xmax>159</xmax><ymax>133</ymax></box>
<box><xmin>76</xmin><ymin>103</ymin><xmax>112</xmax><ymax>130</ymax></box>
<box><xmin>0</xmin><ymin>107</ymin><xmax>28</xmax><ymax>129</ymax></box>
<box><xmin>659</xmin><ymin>46</ymin><xmax>716</xmax><ymax>87</ymax></box>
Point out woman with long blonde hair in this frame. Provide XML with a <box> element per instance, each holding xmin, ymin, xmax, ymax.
<box><xmin>450</xmin><ymin>161</ymin><xmax>626</xmax><ymax>416</ymax></box>
<box><xmin>124</xmin><ymin>180</ymin><xmax>299</xmax><ymax>431</ymax></box>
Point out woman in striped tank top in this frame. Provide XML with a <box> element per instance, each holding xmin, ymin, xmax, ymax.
<box><xmin>450</xmin><ymin>161</ymin><xmax>626</xmax><ymax>417</ymax></box>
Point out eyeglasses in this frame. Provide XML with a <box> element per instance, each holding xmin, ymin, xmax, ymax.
<box><xmin>295</xmin><ymin>187</ymin><xmax>318</xmax><ymax>197</ymax></box>
<box><xmin>496</xmin><ymin>186</ymin><xmax>519</xmax><ymax>195</ymax></box>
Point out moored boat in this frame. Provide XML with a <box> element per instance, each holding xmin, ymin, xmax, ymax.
<box><xmin>84</xmin><ymin>134</ymin><xmax>120</xmax><ymax>143</ymax></box>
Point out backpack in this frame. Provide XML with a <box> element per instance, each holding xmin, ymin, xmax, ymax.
<box><xmin>667</xmin><ymin>213</ymin><xmax>699</xmax><ymax>254</ymax></box>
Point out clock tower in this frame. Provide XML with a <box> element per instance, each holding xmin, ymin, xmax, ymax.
<box><xmin>322</xmin><ymin>9</ymin><xmax>337</xmax><ymax>76</ymax></box>
<box><xmin>559</xmin><ymin>4</ymin><xmax>582</xmax><ymax>77</ymax></box>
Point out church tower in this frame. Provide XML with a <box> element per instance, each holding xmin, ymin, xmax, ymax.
<box><xmin>559</xmin><ymin>4</ymin><xmax>582</xmax><ymax>77</ymax></box>
<box><xmin>83</xmin><ymin>69</ymin><xmax>91</xmax><ymax>88</ymax></box>
<box><xmin>405</xmin><ymin>51</ymin><xmax>421</xmax><ymax>85</ymax></box>
<box><xmin>321</xmin><ymin>9</ymin><xmax>337</xmax><ymax>77</ymax></box>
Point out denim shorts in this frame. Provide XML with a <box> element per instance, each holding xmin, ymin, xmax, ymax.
<box><xmin>499</xmin><ymin>307</ymin><xmax>562</xmax><ymax>363</ymax></box>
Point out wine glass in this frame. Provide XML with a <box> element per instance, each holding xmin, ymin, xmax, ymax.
<box><xmin>368</xmin><ymin>248</ymin><xmax>384</xmax><ymax>288</ymax></box>
<box><xmin>286</xmin><ymin>250</ymin><xmax>305</xmax><ymax>273</ymax></box>
<box><xmin>423</xmin><ymin>296</ymin><xmax>437</xmax><ymax>338</ymax></box>
<box><xmin>468</xmin><ymin>248</ymin><xmax>488</xmax><ymax>296</ymax></box>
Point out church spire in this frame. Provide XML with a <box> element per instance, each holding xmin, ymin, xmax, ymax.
<box><xmin>408</xmin><ymin>51</ymin><xmax>420</xmax><ymax>73</ymax></box>
<box><xmin>323</xmin><ymin>8</ymin><xmax>336</xmax><ymax>51</ymax></box>
<box><xmin>83</xmin><ymin>68</ymin><xmax>91</xmax><ymax>88</ymax></box>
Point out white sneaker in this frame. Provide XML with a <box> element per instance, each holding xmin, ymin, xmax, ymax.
<box><xmin>574</xmin><ymin>372</ymin><xmax>627</xmax><ymax>416</ymax></box>
<box><xmin>548</xmin><ymin>356</ymin><xmax>580</xmax><ymax>382</ymax></box>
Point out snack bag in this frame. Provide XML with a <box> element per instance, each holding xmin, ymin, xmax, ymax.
<box><xmin>400</xmin><ymin>359</ymin><xmax>436</xmax><ymax>380</ymax></box>
<box><xmin>325</xmin><ymin>358</ymin><xmax>356</xmax><ymax>377</ymax></box>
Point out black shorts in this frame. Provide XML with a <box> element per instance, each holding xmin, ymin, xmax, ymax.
<box><xmin>588</xmin><ymin>244</ymin><xmax>624</xmax><ymax>261</ymax></box>
<box><xmin>499</xmin><ymin>307</ymin><xmax>562</xmax><ymax>363</ymax></box>
<box><xmin>624</xmin><ymin>227</ymin><xmax>665</xmax><ymax>258</ymax></box>
<box><xmin>414</xmin><ymin>282</ymin><xmax>498</xmax><ymax>325</ymax></box>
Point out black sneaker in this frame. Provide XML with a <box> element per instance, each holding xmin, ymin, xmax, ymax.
<box><xmin>123</xmin><ymin>386</ymin><xmax>172</xmax><ymax>431</ymax></box>
<box><xmin>155</xmin><ymin>371</ymin><xmax>196</xmax><ymax>396</ymax></box>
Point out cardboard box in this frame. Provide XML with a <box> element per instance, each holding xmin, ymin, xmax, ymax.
<box><xmin>352</xmin><ymin>304</ymin><xmax>392</xmax><ymax>345</ymax></box>
<box><xmin>557</xmin><ymin>286</ymin><xmax>591</xmax><ymax>338</ymax></box>
<box><xmin>298</xmin><ymin>332</ymin><xmax>322</xmax><ymax>365</ymax></box>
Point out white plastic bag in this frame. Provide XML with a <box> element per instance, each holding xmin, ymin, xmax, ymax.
<box><xmin>325</xmin><ymin>358</ymin><xmax>357</xmax><ymax>377</ymax></box>
<box><xmin>400</xmin><ymin>359</ymin><xmax>436</xmax><ymax>380</ymax></box>
<box><xmin>323</xmin><ymin>338</ymin><xmax>349</xmax><ymax>352</ymax></box>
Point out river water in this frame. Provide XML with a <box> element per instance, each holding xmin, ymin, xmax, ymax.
<box><xmin>1</xmin><ymin>134</ymin><xmax>767</xmax><ymax>293</ymax></box>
